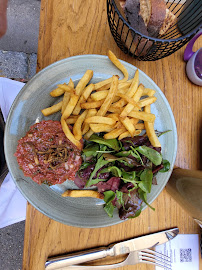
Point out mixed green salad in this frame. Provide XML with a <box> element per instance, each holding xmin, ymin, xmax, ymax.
<box><xmin>75</xmin><ymin>133</ymin><xmax>170</xmax><ymax>219</ymax></box>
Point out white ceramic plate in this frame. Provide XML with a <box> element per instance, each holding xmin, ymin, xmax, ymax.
<box><xmin>4</xmin><ymin>55</ymin><xmax>177</xmax><ymax>228</ymax></box>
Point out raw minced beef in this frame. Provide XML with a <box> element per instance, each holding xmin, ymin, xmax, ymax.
<box><xmin>15</xmin><ymin>120</ymin><xmax>82</xmax><ymax>185</ymax></box>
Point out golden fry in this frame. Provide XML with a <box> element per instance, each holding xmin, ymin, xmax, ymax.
<box><xmin>128</xmin><ymin>110</ymin><xmax>155</xmax><ymax>123</ymax></box>
<box><xmin>97</xmin><ymin>75</ymin><xmax>118</xmax><ymax>116</ymax></box>
<box><xmin>82</xmin><ymin>109</ymin><xmax>97</xmax><ymax>135</ymax></box>
<box><xmin>132</xmin><ymin>83</ymin><xmax>144</xmax><ymax>102</ymax></box>
<box><xmin>82</xmin><ymin>83</ymin><xmax>95</xmax><ymax>100</ymax></box>
<box><xmin>142</xmin><ymin>88</ymin><xmax>156</xmax><ymax>97</ymax></box>
<box><xmin>112</xmin><ymin>69</ymin><xmax>139</xmax><ymax>108</ymax></box>
<box><xmin>104</xmin><ymin>127</ymin><xmax>126</xmax><ymax>139</ymax></box>
<box><xmin>73</xmin><ymin>110</ymin><xmax>88</xmax><ymax>140</ymax></box>
<box><xmin>75</xmin><ymin>70</ymin><xmax>93</xmax><ymax>96</ymax></box>
<box><xmin>144</xmin><ymin>105</ymin><xmax>161</xmax><ymax>147</ymax></box>
<box><xmin>61</xmin><ymin>117</ymin><xmax>82</xmax><ymax>150</ymax></box>
<box><xmin>135</xmin><ymin>123</ymin><xmax>145</xmax><ymax>130</ymax></box>
<box><xmin>81</xmin><ymin>100</ymin><xmax>104</xmax><ymax>110</ymax></box>
<box><xmin>120</xmin><ymin>117</ymin><xmax>136</xmax><ymax>137</ymax></box>
<box><xmin>90</xmin><ymin>123</ymin><xmax>115</xmax><ymax>133</ymax></box>
<box><xmin>117</xmin><ymin>93</ymin><xmax>140</xmax><ymax>109</ymax></box>
<box><xmin>61</xmin><ymin>79</ymin><xmax>74</xmax><ymax>114</ymax></box>
<box><xmin>94</xmin><ymin>77</ymin><xmax>115</xmax><ymax>91</ymax></box>
<box><xmin>130</xmin><ymin>118</ymin><xmax>139</xmax><ymax>126</ymax></box>
<box><xmin>120</xmin><ymin>84</ymin><xmax>144</xmax><ymax>117</ymax></box>
<box><xmin>91</xmin><ymin>90</ymin><xmax>108</xmax><ymax>101</ymax></box>
<box><xmin>57</xmin><ymin>84</ymin><xmax>73</xmax><ymax>92</ymax></box>
<box><xmin>83</xmin><ymin>129</ymin><xmax>94</xmax><ymax>140</ymax></box>
<box><xmin>138</xmin><ymin>96</ymin><xmax>157</xmax><ymax>108</ymax></box>
<box><xmin>118</xmin><ymin>131</ymin><xmax>131</xmax><ymax>140</ymax></box>
<box><xmin>41</xmin><ymin>51</ymin><xmax>160</xmax><ymax>150</ymax></box>
<box><xmin>62</xmin><ymin>190</ymin><xmax>104</xmax><ymax>199</ymax></box>
<box><xmin>73</xmin><ymin>84</ymin><xmax>95</xmax><ymax>115</ymax></box>
<box><xmin>85</xmin><ymin>116</ymin><xmax>116</xmax><ymax>125</ymax></box>
<box><xmin>118</xmin><ymin>129</ymin><xmax>142</xmax><ymax>140</ymax></box>
<box><xmin>118</xmin><ymin>79</ymin><xmax>132</xmax><ymax>90</ymax></box>
<box><xmin>107</xmin><ymin>106</ymin><xmax>122</xmax><ymax>114</ymax></box>
<box><xmin>65</xmin><ymin>116</ymin><xmax>78</xmax><ymax>124</ymax></box>
<box><xmin>106</xmin><ymin>113</ymin><xmax>119</xmax><ymax>122</ymax></box>
<box><xmin>62</xmin><ymin>92</ymin><xmax>71</xmax><ymax>114</ymax></box>
<box><xmin>108</xmin><ymin>50</ymin><xmax>128</xmax><ymax>82</ymax></box>
<box><xmin>41</xmin><ymin>101</ymin><xmax>62</xmax><ymax>116</ymax></box>
<box><xmin>62</xmin><ymin>94</ymin><xmax>79</xmax><ymax>119</ymax></box>
<box><xmin>95</xmin><ymin>85</ymin><xmax>111</xmax><ymax>91</ymax></box>
<box><xmin>50</xmin><ymin>87</ymin><xmax>65</xmax><ymax>97</ymax></box>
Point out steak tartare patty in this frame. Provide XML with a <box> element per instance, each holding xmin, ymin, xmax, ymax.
<box><xmin>15</xmin><ymin>120</ymin><xmax>82</xmax><ymax>185</ymax></box>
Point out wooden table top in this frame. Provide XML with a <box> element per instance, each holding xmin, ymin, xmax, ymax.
<box><xmin>22</xmin><ymin>1</ymin><xmax>202</xmax><ymax>269</ymax></box>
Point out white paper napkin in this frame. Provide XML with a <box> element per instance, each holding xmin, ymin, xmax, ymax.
<box><xmin>155</xmin><ymin>234</ymin><xmax>200</xmax><ymax>270</ymax></box>
<box><xmin>0</xmin><ymin>77</ymin><xmax>27</xmax><ymax>229</ymax></box>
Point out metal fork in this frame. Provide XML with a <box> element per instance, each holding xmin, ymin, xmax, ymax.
<box><xmin>61</xmin><ymin>249</ymin><xmax>171</xmax><ymax>270</ymax></box>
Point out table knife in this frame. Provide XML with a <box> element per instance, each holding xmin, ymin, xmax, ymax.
<box><xmin>45</xmin><ymin>227</ymin><xmax>179</xmax><ymax>270</ymax></box>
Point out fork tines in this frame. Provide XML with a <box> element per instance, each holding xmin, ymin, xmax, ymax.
<box><xmin>139</xmin><ymin>248</ymin><xmax>172</xmax><ymax>270</ymax></box>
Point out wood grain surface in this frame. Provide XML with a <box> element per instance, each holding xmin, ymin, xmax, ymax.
<box><xmin>22</xmin><ymin>0</ymin><xmax>202</xmax><ymax>269</ymax></box>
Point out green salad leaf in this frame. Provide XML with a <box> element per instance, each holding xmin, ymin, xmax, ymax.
<box><xmin>128</xmin><ymin>208</ymin><xmax>142</xmax><ymax>219</ymax></box>
<box><xmin>139</xmin><ymin>169</ymin><xmax>153</xmax><ymax>193</ymax></box>
<box><xmin>89</xmin><ymin>134</ymin><xmax>120</xmax><ymax>151</ymax></box>
<box><xmin>116</xmin><ymin>190</ymin><xmax>125</xmax><ymax>208</ymax></box>
<box><xmin>82</xmin><ymin>143</ymin><xmax>99</xmax><ymax>157</ymax></box>
<box><xmin>138</xmin><ymin>189</ymin><xmax>155</xmax><ymax>211</ymax></box>
<box><xmin>136</xmin><ymin>146</ymin><xmax>162</xmax><ymax>166</ymax></box>
<box><xmin>159</xmin><ymin>159</ymin><xmax>170</xmax><ymax>172</ymax></box>
<box><xmin>99</xmin><ymin>166</ymin><xmax>122</xmax><ymax>178</ymax></box>
<box><xmin>85</xmin><ymin>155</ymin><xmax>111</xmax><ymax>187</ymax></box>
<box><xmin>103</xmin><ymin>190</ymin><xmax>116</xmax><ymax>217</ymax></box>
<box><xmin>79</xmin><ymin>133</ymin><xmax>169</xmax><ymax>219</ymax></box>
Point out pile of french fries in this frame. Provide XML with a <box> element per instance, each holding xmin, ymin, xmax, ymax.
<box><xmin>41</xmin><ymin>50</ymin><xmax>161</xmax><ymax>150</ymax></box>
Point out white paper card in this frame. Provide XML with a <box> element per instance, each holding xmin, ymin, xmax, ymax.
<box><xmin>0</xmin><ymin>77</ymin><xmax>27</xmax><ymax>229</ymax></box>
<box><xmin>155</xmin><ymin>234</ymin><xmax>199</xmax><ymax>270</ymax></box>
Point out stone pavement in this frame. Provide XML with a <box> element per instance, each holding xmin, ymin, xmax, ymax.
<box><xmin>0</xmin><ymin>50</ymin><xmax>37</xmax><ymax>79</ymax></box>
<box><xmin>0</xmin><ymin>0</ymin><xmax>40</xmax><ymax>53</ymax></box>
<box><xmin>0</xmin><ymin>221</ymin><xmax>25</xmax><ymax>270</ymax></box>
<box><xmin>0</xmin><ymin>1</ymin><xmax>41</xmax><ymax>269</ymax></box>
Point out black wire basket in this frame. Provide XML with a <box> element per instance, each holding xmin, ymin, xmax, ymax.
<box><xmin>107</xmin><ymin>0</ymin><xmax>202</xmax><ymax>61</ymax></box>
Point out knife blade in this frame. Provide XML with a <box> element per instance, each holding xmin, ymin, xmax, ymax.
<box><xmin>45</xmin><ymin>227</ymin><xmax>179</xmax><ymax>270</ymax></box>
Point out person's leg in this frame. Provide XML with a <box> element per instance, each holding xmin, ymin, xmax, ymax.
<box><xmin>0</xmin><ymin>0</ymin><xmax>8</xmax><ymax>38</ymax></box>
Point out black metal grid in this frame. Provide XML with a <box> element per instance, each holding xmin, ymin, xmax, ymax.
<box><xmin>107</xmin><ymin>0</ymin><xmax>202</xmax><ymax>61</ymax></box>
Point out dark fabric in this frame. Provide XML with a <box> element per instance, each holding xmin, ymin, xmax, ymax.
<box><xmin>0</xmin><ymin>109</ymin><xmax>8</xmax><ymax>186</ymax></box>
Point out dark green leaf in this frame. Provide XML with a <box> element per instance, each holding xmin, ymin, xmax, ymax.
<box><xmin>103</xmin><ymin>191</ymin><xmax>116</xmax><ymax>218</ymax></box>
<box><xmin>104</xmin><ymin>190</ymin><xmax>115</xmax><ymax>203</ymax></box>
<box><xmin>138</xmin><ymin>189</ymin><xmax>155</xmax><ymax>211</ymax></box>
<box><xmin>82</xmin><ymin>144</ymin><xmax>99</xmax><ymax>157</ymax></box>
<box><xmin>103</xmin><ymin>153</ymin><xmax>139</xmax><ymax>168</ymax></box>
<box><xmin>104</xmin><ymin>202</ymin><xmax>115</xmax><ymax>218</ymax></box>
<box><xmin>122</xmin><ymin>170</ymin><xmax>136</xmax><ymax>181</ymax></box>
<box><xmin>87</xmin><ymin>178</ymin><xmax>106</xmax><ymax>186</ymax></box>
<box><xmin>79</xmin><ymin>161</ymin><xmax>92</xmax><ymax>170</ymax></box>
<box><xmin>139</xmin><ymin>169</ymin><xmax>153</xmax><ymax>193</ymax></box>
<box><xmin>136</xmin><ymin>146</ymin><xmax>162</xmax><ymax>166</ymax></box>
<box><xmin>100</xmin><ymin>166</ymin><xmax>122</xmax><ymax>177</ymax></box>
<box><xmin>85</xmin><ymin>156</ymin><xmax>111</xmax><ymax>187</ymax></box>
<box><xmin>159</xmin><ymin>159</ymin><xmax>170</xmax><ymax>172</ymax></box>
<box><xmin>128</xmin><ymin>208</ymin><xmax>142</xmax><ymax>219</ymax></box>
<box><xmin>115</xmin><ymin>150</ymin><xmax>131</xmax><ymax>157</ymax></box>
<box><xmin>89</xmin><ymin>134</ymin><xmax>120</xmax><ymax>151</ymax></box>
<box><xmin>116</xmin><ymin>190</ymin><xmax>125</xmax><ymax>208</ymax></box>
<box><xmin>130</xmin><ymin>146</ymin><xmax>144</xmax><ymax>165</ymax></box>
